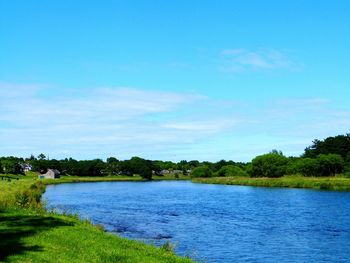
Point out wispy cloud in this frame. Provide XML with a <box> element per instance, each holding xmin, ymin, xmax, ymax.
<box><xmin>0</xmin><ymin>83</ymin><xmax>236</xmax><ymax>160</ymax></box>
<box><xmin>0</xmin><ymin>83</ymin><xmax>348</xmax><ymax>161</ymax></box>
<box><xmin>220</xmin><ymin>48</ymin><xmax>301</xmax><ymax>73</ymax></box>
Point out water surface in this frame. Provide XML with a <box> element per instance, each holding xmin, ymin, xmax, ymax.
<box><xmin>44</xmin><ymin>181</ymin><xmax>350</xmax><ymax>263</ymax></box>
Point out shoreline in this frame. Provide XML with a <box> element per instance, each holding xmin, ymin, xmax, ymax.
<box><xmin>192</xmin><ymin>175</ymin><xmax>350</xmax><ymax>191</ymax></box>
<box><xmin>0</xmin><ymin>175</ymin><xmax>194</xmax><ymax>263</ymax></box>
<box><xmin>2</xmin><ymin>173</ymin><xmax>350</xmax><ymax>261</ymax></box>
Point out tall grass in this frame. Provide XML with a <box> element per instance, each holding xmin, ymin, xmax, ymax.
<box><xmin>192</xmin><ymin>175</ymin><xmax>350</xmax><ymax>191</ymax></box>
<box><xmin>0</xmin><ymin>176</ymin><xmax>37</xmax><ymax>208</ymax></box>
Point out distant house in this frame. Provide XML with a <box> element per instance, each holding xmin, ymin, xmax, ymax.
<box><xmin>172</xmin><ymin>170</ymin><xmax>182</xmax><ymax>175</ymax></box>
<box><xmin>38</xmin><ymin>169</ymin><xmax>61</xmax><ymax>179</ymax></box>
<box><xmin>20</xmin><ymin>163</ymin><xmax>32</xmax><ymax>172</ymax></box>
<box><xmin>160</xmin><ymin>170</ymin><xmax>170</xmax><ymax>175</ymax></box>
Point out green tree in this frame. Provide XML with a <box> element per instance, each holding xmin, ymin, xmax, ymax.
<box><xmin>317</xmin><ymin>154</ymin><xmax>344</xmax><ymax>176</ymax></box>
<box><xmin>60</xmin><ymin>158</ymin><xmax>79</xmax><ymax>175</ymax></box>
<box><xmin>37</xmin><ymin>153</ymin><xmax>46</xmax><ymax>160</ymax></box>
<box><xmin>0</xmin><ymin>157</ymin><xmax>24</xmax><ymax>174</ymax></box>
<box><xmin>188</xmin><ymin>160</ymin><xmax>200</xmax><ymax>169</ymax></box>
<box><xmin>77</xmin><ymin>159</ymin><xmax>106</xmax><ymax>176</ymax></box>
<box><xmin>244</xmin><ymin>162</ymin><xmax>253</xmax><ymax>176</ymax></box>
<box><xmin>106</xmin><ymin>157</ymin><xmax>120</xmax><ymax>175</ymax></box>
<box><xmin>251</xmin><ymin>153</ymin><xmax>288</xmax><ymax>177</ymax></box>
<box><xmin>191</xmin><ymin>166</ymin><xmax>212</xmax><ymax>178</ymax></box>
<box><xmin>304</xmin><ymin>134</ymin><xmax>350</xmax><ymax>158</ymax></box>
<box><xmin>129</xmin><ymin>157</ymin><xmax>153</xmax><ymax>180</ymax></box>
<box><xmin>31</xmin><ymin>159</ymin><xmax>50</xmax><ymax>173</ymax></box>
<box><xmin>292</xmin><ymin>158</ymin><xmax>320</xmax><ymax>177</ymax></box>
<box><xmin>215</xmin><ymin>165</ymin><xmax>249</xmax><ymax>177</ymax></box>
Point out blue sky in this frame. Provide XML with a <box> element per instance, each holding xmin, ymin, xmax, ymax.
<box><xmin>0</xmin><ymin>0</ymin><xmax>349</xmax><ymax>161</ymax></box>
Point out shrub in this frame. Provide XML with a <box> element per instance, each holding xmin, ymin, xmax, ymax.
<box><xmin>251</xmin><ymin>153</ymin><xmax>288</xmax><ymax>178</ymax></box>
<box><xmin>161</xmin><ymin>241</ymin><xmax>176</xmax><ymax>253</ymax></box>
<box><xmin>244</xmin><ymin>163</ymin><xmax>253</xmax><ymax>176</ymax></box>
<box><xmin>292</xmin><ymin>158</ymin><xmax>320</xmax><ymax>177</ymax></box>
<box><xmin>15</xmin><ymin>181</ymin><xmax>46</xmax><ymax>208</ymax></box>
<box><xmin>215</xmin><ymin>165</ymin><xmax>249</xmax><ymax>177</ymax></box>
<box><xmin>287</xmin><ymin>154</ymin><xmax>344</xmax><ymax>177</ymax></box>
<box><xmin>15</xmin><ymin>191</ymin><xmax>30</xmax><ymax>207</ymax></box>
<box><xmin>317</xmin><ymin>154</ymin><xmax>344</xmax><ymax>176</ymax></box>
<box><xmin>191</xmin><ymin>166</ymin><xmax>212</xmax><ymax>178</ymax></box>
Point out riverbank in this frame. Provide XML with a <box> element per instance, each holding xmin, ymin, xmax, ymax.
<box><xmin>0</xmin><ymin>175</ymin><xmax>193</xmax><ymax>263</ymax></box>
<box><xmin>192</xmin><ymin>175</ymin><xmax>350</xmax><ymax>191</ymax></box>
<box><xmin>44</xmin><ymin>174</ymin><xmax>190</xmax><ymax>185</ymax></box>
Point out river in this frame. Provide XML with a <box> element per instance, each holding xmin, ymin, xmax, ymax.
<box><xmin>44</xmin><ymin>180</ymin><xmax>350</xmax><ymax>263</ymax></box>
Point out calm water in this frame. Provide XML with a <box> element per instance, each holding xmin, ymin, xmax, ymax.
<box><xmin>44</xmin><ymin>181</ymin><xmax>350</xmax><ymax>263</ymax></box>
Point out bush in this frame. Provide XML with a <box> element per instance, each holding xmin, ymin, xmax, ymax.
<box><xmin>15</xmin><ymin>181</ymin><xmax>46</xmax><ymax>208</ymax></box>
<box><xmin>251</xmin><ymin>153</ymin><xmax>288</xmax><ymax>178</ymax></box>
<box><xmin>191</xmin><ymin>166</ymin><xmax>213</xmax><ymax>178</ymax></box>
<box><xmin>161</xmin><ymin>241</ymin><xmax>176</xmax><ymax>253</ymax></box>
<box><xmin>292</xmin><ymin>158</ymin><xmax>320</xmax><ymax>177</ymax></box>
<box><xmin>244</xmin><ymin>163</ymin><xmax>253</xmax><ymax>176</ymax></box>
<box><xmin>215</xmin><ymin>165</ymin><xmax>249</xmax><ymax>177</ymax></box>
<box><xmin>287</xmin><ymin>154</ymin><xmax>344</xmax><ymax>177</ymax></box>
<box><xmin>317</xmin><ymin>154</ymin><xmax>344</xmax><ymax>176</ymax></box>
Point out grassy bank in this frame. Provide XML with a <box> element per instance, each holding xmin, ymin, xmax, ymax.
<box><xmin>43</xmin><ymin>175</ymin><xmax>146</xmax><ymax>185</ymax></box>
<box><xmin>0</xmin><ymin>175</ymin><xmax>193</xmax><ymax>263</ymax></box>
<box><xmin>192</xmin><ymin>175</ymin><xmax>350</xmax><ymax>191</ymax></box>
<box><xmin>39</xmin><ymin>174</ymin><xmax>190</xmax><ymax>185</ymax></box>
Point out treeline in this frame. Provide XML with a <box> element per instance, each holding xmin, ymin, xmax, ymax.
<box><xmin>191</xmin><ymin>134</ymin><xmax>350</xmax><ymax>178</ymax></box>
<box><xmin>0</xmin><ymin>154</ymin><xmax>243</xmax><ymax>180</ymax></box>
<box><xmin>29</xmin><ymin>157</ymin><xmax>245</xmax><ymax>180</ymax></box>
<box><xmin>1</xmin><ymin>134</ymin><xmax>350</xmax><ymax>179</ymax></box>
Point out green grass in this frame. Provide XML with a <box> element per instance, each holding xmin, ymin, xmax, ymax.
<box><xmin>153</xmin><ymin>175</ymin><xmax>190</xmax><ymax>181</ymax></box>
<box><xmin>0</xmin><ymin>208</ymin><xmax>193</xmax><ymax>263</ymax></box>
<box><xmin>192</xmin><ymin>174</ymin><xmax>350</xmax><ymax>191</ymax></box>
<box><xmin>0</xmin><ymin>175</ymin><xmax>194</xmax><ymax>263</ymax></box>
<box><xmin>43</xmin><ymin>175</ymin><xmax>146</xmax><ymax>185</ymax></box>
<box><xmin>32</xmin><ymin>173</ymin><xmax>190</xmax><ymax>185</ymax></box>
<box><xmin>0</xmin><ymin>176</ymin><xmax>37</xmax><ymax>208</ymax></box>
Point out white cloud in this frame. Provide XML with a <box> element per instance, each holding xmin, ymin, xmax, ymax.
<box><xmin>162</xmin><ymin>119</ymin><xmax>236</xmax><ymax>132</ymax></box>
<box><xmin>220</xmin><ymin>48</ymin><xmax>301</xmax><ymax>72</ymax></box>
<box><xmin>0</xmin><ymin>83</ymin><xmax>349</xmax><ymax>161</ymax></box>
<box><xmin>0</xmin><ymin>83</ymin><xmax>237</xmax><ymax>160</ymax></box>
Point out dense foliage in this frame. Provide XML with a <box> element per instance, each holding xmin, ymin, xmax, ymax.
<box><xmin>191</xmin><ymin>166</ymin><xmax>213</xmax><ymax>178</ymax></box>
<box><xmin>304</xmin><ymin>134</ymin><xmax>350</xmax><ymax>159</ymax></box>
<box><xmin>215</xmin><ymin>165</ymin><xmax>249</xmax><ymax>177</ymax></box>
<box><xmin>251</xmin><ymin>153</ymin><xmax>289</xmax><ymax>178</ymax></box>
<box><xmin>0</xmin><ymin>157</ymin><xmax>24</xmax><ymax>174</ymax></box>
<box><xmin>1</xmin><ymin>133</ymin><xmax>350</xmax><ymax>179</ymax></box>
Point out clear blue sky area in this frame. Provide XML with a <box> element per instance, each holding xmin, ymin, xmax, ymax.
<box><xmin>0</xmin><ymin>0</ymin><xmax>349</xmax><ymax>161</ymax></box>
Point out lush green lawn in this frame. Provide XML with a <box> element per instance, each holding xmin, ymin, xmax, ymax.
<box><xmin>0</xmin><ymin>208</ymin><xmax>193</xmax><ymax>263</ymax></box>
<box><xmin>192</xmin><ymin>175</ymin><xmax>350</xmax><ymax>191</ymax></box>
<box><xmin>0</xmin><ymin>175</ymin><xmax>194</xmax><ymax>263</ymax></box>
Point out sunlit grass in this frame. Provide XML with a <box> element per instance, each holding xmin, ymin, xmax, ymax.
<box><xmin>192</xmin><ymin>174</ymin><xmax>350</xmax><ymax>191</ymax></box>
<box><xmin>0</xmin><ymin>208</ymin><xmax>193</xmax><ymax>263</ymax></box>
<box><xmin>0</xmin><ymin>175</ymin><xmax>194</xmax><ymax>262</ymax></box>
<box><xmin>0</xmin><ymin>175</ymin><xmax>36</xmax><ymax>208</ymax></box>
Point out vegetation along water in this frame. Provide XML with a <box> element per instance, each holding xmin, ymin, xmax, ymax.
<box><xmin>1</xmin><ymin>133</ymin><xmax>350</xmax><ymax>262</ymax></box>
